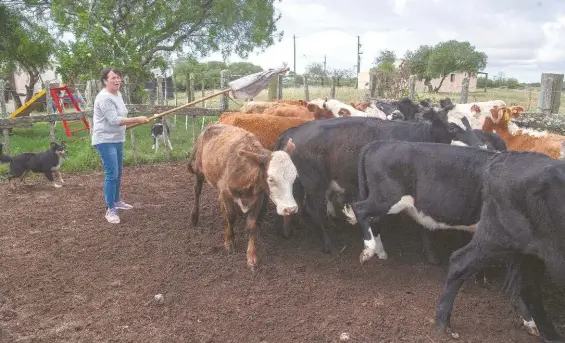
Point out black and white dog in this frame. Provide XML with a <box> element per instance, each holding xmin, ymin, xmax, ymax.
<box><xmin>151</xmin><ymin>118</ymin><xmax>173</xmax><ymax>151</ymax></box>
<box><xmin>0</xmin><ymin>141</ymin><xmax>68</xmax><ymax>189</ymax></box>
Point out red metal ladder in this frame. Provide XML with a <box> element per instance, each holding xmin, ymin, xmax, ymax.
<box><xmin>50</xmin><ymin>85</ymin><xmax>90</xmax><ymax>137</ymax></box>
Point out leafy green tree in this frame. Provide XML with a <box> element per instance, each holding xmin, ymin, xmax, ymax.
<box><xmin>305</xmin><ymin>62</ymin><xmax>327</xmax><ymax>86</ymax></box>
<box><xmin>404</xmin><ymin>40</ymin><xmax>487</xmax><ymax>92</ymax></box>
<box><xmin>403</xmin><ymin>45</ymin><xmax>434</xmax><ymax>90</ymax></box>
<box><xmin>48</xmin><ymin>0</ymin><xmax>282</xmax><ymax>92</ymax></box>
<box><xmin>228</xmin><ymin>62</ymin><xmax>263</xmax><ymax>77</ymax></box>
<box><xmin>0</xmin><ymin>4</ymin><xmax>56</xmax><ymax>107</ymax></box>
<box><xmin>372</xmin><ymin>50</ymin><xmax>396</xmax><ymax>72</ymax></box>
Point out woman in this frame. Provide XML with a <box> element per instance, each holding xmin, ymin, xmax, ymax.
<box><xmin>92</xmin><ymin>67</ymin><xmax>150</xmax><ymax>224</ymax></box>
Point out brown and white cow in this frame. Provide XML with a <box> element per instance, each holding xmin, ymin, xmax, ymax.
<box><xmin>187</xmin><ymin>123</ymin><xmax>298</xmax><ymax>270</ymax></box>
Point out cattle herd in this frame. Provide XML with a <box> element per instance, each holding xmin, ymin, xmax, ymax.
<box><xmin>186</xmin><ymin>96</ymin><xmax>565</xmax><ymax>343</ymax></box>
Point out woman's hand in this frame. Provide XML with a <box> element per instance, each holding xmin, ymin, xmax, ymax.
<box><xmin>136</xmin><ymin>116</ymin><xmax>150</xmax><ymax>124</ymax></box>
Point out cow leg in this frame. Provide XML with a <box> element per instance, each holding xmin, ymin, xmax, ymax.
<box><xmin>347</xmin><ymin>199</ymin><xmax>390</xmax><ymax>263</ymax></box>
<box><xmin>514</xmin><ymin>296</ymin><xmax>540</xmax><ymax>337</ymax></box>
<box><xmin>421</xmin><ymin>231</ymin><xmax>441</xmax><ymax>265</ymax></box>
<box><xmin>435</xmin><ymin>239</ymin><xmax>500</xmax><ymax>337</ymax></box>
<box><xmin>303</xmin><ymin>192</ymin><xmax>337</xmax><ymax>255</ymax></box>
<box><xmin>245</xmin><ymin>193</ymin><xmax>265</xmax><ymax>271</ymax></box>
<box><xmin>518</xmin><ymin>256</ymin><xmax>563</xmax><ymax>343</ymax></box>
<box><xmin>190</xmin><ymin>173</ymin><xmax>205</xmax><ymax>227</ymax></box>
<box><xmin>167</xmin><ymin>137</ymin><xmax>173</xmax><ymax>150</ymax></box>
<box><xmin>219</xmin><ymin>192</ymin><xmax>238</xmax><ymax>252</ymax></box>
<box><xmin>152</xmin><ymin>136</ymin><xmax>157</xmax><ymax>150</ymax></box>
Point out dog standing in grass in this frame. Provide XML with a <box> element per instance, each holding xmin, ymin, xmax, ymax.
<box><xmin>0</xmin><ymin>141</ymin><xmax>68</xmax><ymax>189</ymax></box>
<box><xmin>151</xmin><ymin>118</ymin><xmax>173</xmax><ymax>151</ymax></box>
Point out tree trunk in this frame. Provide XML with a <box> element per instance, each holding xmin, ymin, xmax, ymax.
<box><xmin>433</xmin><ymin>76</ymin><xmax>448</xmax><ymax>93</ymax></box>
<box><xmin>25</xmin><ymin>71</ymin><xmax>40</xmax><ymax>103</ymax></box>
<box><xmin>5</xmin><ymin>81</ymin><xmax>23</xmax><ymax>109</ymax></box>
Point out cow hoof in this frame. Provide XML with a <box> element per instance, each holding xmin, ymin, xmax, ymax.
<box><xmin>53</xmin><ymin>183</ymin><xmax>62</xmax><ymax>188</ymax></box>
<box><xmin>224</xmin><ymin>240</ymin><xmax>235</xmax><ymax>253</ymax></box>
<box><xmin>377</xmin><ymin>251</ymin><xmax>388</xmax><ymax>260</ymax></box>
<box><xmin>435</xmin><ymin>319</ymin><xmax>459</xmax><ymax>338</ymax></box>
<box><xmin>190</xmin><ymin>212</ymin><xmax>199</xmax><ymax>227</ymax></box>
<box><xmin>247</xmin><ymin>254</ymin><xmax>258</xmax><ymax>270</ymax></box>
<box><xmin>359</xmin><ymin>249</ymin><xmax>375</xmax><ymax>264</ymax></box>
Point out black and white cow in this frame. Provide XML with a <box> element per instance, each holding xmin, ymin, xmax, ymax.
<box><xmin>273</xmin><ymin>108</ymin><xmax>487</xmax><ymax>256</ymax></box>
<box><xmin>343</xmin><ymin>141</ymin><xmax>565</xmax><ymax>341</ymax></box>
<box><xmin>436</xmin><ymin>150</ymin><xmax>565</xmax><ymax>342</ymax></box>
<box><xmin>151</xmin><ymin>118</ymin><xmax>172</xmax><ymax>151</ymax></box>
<box><xmin>373</xmin><ymin>97</ymin><xmax>421</xmax><ymax>121</ymax></box>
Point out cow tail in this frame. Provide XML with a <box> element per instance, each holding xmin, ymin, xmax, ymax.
<box><xmin>186</xmin><ymin>144</ymin><xmax>198</xmax><ymax>175</ymax></box>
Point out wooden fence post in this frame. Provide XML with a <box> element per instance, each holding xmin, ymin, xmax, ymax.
<box><xmin>538</xmin><ymin>73</ymin><xmax>564</xmax><ymax>115</ymax></box>
<box><xmin>201</xmin><ymin>77</ymin><xmax>206</xmax><ymax>108</ymax></box>
<box><xmin>189</xmin><ymin>73</ymin><xmax>196</xmax><ymax>143</ymax></box>
<box><xmin>408</xmin><ymin>75</ymin><xmax>416</xmax><ymax>100</ymax></box>
<box><xmin>303</xmin><ymin>75</ymin><xmax>309</xmax><ymax>101</ymax></box>
<box><xmin>43</xmin><ymin>80</ymin><xmax>57</xmax><ymax>142</ymax></box>
<box><xmin>123</xmin><ymin>76</ymin><xmax>137</xmax><ymax>162</ymax></box>
<box><xmin>277</xmin><ymin>75</ymin><xmax>283</xmax><ymax>99</ymax></box>
<box><xmin>220</xmin><ymin>69</ymin><xmax>230</xmax><ymax>111</ymax></box>
<box><xmin>329</xmin><ymin>77</ymin><xmax>336</xmax><ymax>99</ymax></box>
<box><xmin>460</xmin><ymin>76</ymin><xmax>469</xmax><ymax>104</ymax></box>
<box><xmin>0</xmin><ymin>80</ymin><xmax>9</xmax><ymax>154</ymax></box>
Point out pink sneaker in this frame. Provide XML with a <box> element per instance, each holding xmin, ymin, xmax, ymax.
<box><xmin>105</xmin><ymin>208</ymin><xmax>120</xmax><ymax>224</ymax></box>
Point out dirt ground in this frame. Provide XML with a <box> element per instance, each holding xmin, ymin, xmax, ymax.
<box><xmin>0</xmin><ymin>163</ymin><xmax>563</xmax><ymax>343</ymax></box>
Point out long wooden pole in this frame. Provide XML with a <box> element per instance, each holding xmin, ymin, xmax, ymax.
<box><xmin>126</xmin><ymin>88</ymin><xmax>231</xmax><ymax>130</ymax></box>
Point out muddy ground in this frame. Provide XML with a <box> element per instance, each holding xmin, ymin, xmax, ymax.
<box><xmin>0</xmin><ymin>163</ymin><xmax>563</xmax><ymax>343</ymax></box>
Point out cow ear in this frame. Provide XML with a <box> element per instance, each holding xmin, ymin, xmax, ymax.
<box><xmin>460</xmin><ymin>116</ymin><xmax>472</xmax><ymax>130</ymax></box>
<box><xmin>283</xmin><ymin>138</ymin><xmax>295</xmax><ymax>154</ymax></box>
<box><xmin>239</xmin><ymin>150</ymin><xmax>270</xmax><ymax>166</ymax></box>
<box><xmin>307</xmin><ymin>103</ymin><xmax>317</xmax><ymax>113</ymax></box>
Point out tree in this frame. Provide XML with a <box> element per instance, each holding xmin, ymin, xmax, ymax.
<box><xmin>228</xmin><ymin>62</ymin><xmax>263</xmax><ymax>77</ymax></box>
<box><xmin>46</xmin><ymin>0</ymin><xmax>283</xmax><ymax>93</ymax></box>
<box><xmin>373</xmin><ymin>50</ymin><xmax>396</xmax><ymax>72</ymax></box>
<box><xmin>305</xmin><ymin>62</ymin><xmax>327</xmax><ymax>86</ymax></box>
<box><xmin>426</xmin><ymin>40</ymin><xmax>487</xmax><ymax>92</ymax></box>
<box><xmin>403</xmin><ymin>45</ymin><xmax>434</xmax><ymax>91</ymax></box>
<box><xmin>404</xmin><ymin>40</ymin><xmax>487</xmax><ymax>92</ymax></box>
<box><xmin>329</xmin><ymin>68</ymin><xmax>354</xmax><ymax>86</ymax></box>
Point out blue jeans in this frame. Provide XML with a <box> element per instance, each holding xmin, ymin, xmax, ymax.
<box><xmin>94</xmin><ymin>142</ymin><xmax>123</xmax><ymax>210</ymax></box>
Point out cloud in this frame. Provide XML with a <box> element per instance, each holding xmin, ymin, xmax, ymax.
<box><xmin>196</xmin><ymin>0</ymin><xmax>565</xmax><ymax>83</ymax></box>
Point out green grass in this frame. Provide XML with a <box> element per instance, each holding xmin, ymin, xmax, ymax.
<box><xmin>2</xmin><ymin>85</ymin><xmax>562</xmax><ymax>178</ymax></box>
<box><xmin>0</xmin><ymin>115</ymin><xmax>218</xmax><ymax>176</ymax></box>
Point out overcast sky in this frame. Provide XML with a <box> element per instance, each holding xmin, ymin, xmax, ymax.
<box><xmin>199</xmin><ymin>0</ymin><xmax>565</xmax><ymax>83</ymax></box>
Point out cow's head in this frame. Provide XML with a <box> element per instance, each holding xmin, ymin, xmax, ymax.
<box><xmin>307</xmin><ymin>103</ymin><xmax>335</xmax><ymax>119</ymax></box>
<box><xmin>238</xmin><ymin>139</ymin><xmax>298</xmax><ymax>216</ymax></box>
<box><xmin>470</xmin><ymin>104</ymin><xmax>481</xmax><ymax>113</ymax></box>
<box><xmin>395</xmin><ymin>97</ymin><xmax>420</xmax><ymax>121</ymax></box>
<box><xmin>448</xmin><ymin>117</ymin><xmax>487</xmax><ymax>149</ymax></box>
<box><xmin>424</xmin><ymin>109</ymin><xmax>486</xmax><ymax>149</ymax></box>
<box><xmin>508</xmin><ymin>105</ymin><xmax>525</xmax><ymax>118</ymax></box>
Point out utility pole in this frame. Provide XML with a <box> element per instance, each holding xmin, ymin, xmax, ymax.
<box><xmin>357</xmin><ymin>36</ymin><xmax>362</xmax><ymax>89</ymax></box>
<box><xmin>293</xmin><ymin>34</ymin><xmax>297</xmax><ymax>75</ymax></box>
<box><xmin>293</xmin><ymin>34</ymin><xmax>297</xmax><ymax>86</ymax></box>
<box><xmin>323</xmin><ymin>55</ymin><xmax>327</xmax><ymax>74</ymax></box>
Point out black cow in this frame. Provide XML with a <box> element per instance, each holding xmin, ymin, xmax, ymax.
<box><xmin>373</xmin><ymin>97</ymin><xmax>421</xmax><ymax>121</ymax></box>
<box><xmin>273</xmin><ymin>108</ymin><xmax>487</xmax><ymax>256</ymax></box>
<box><xmin>345</xmin><ymin>141</ymin><xmax>564</xmax><ymax>341</ymax></box>
<box><xmin>437</xmin><ymin>151</ymin><xmax>565</xmax><ymax>342</ymax></box>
